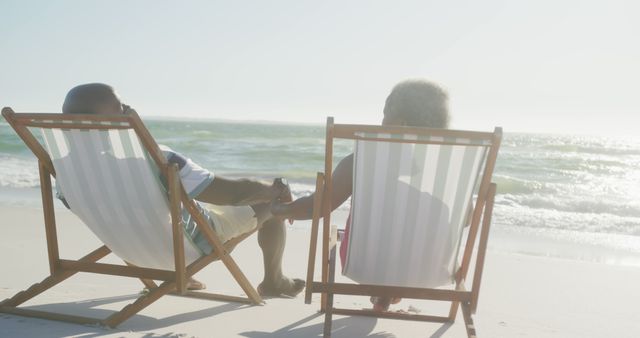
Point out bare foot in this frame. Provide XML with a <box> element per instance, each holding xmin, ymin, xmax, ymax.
<box><xmin>187</xmin><ymin>277</ymin><xmax>206</xmax><ymax>291</ymax></box>
<box><xmin>257</xmin><ymin>278</ymin><xmax>305</xmax><ymax>298</ymax></box>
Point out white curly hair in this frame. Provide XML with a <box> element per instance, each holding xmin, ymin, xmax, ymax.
<box><xmin>383</xmin><ymin>79</ymin><xmax>450</xmax><ymax>128</ymax></box>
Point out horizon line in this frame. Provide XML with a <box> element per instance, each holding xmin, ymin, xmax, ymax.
<box><xmin>139</xmin><ymin>115</ymin><xmax>635</xmax><ymax>139</ymax></box>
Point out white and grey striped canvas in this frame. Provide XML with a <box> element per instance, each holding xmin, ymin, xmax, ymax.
<box><xmin>343</xmin><ymin>132</ymin><xmax>488</xmax><ymax>288</ymax></box>
<box><xmin>40</xmin><ymin>126</ymin><xmax>203</xmax><ymax>270</ymax></box>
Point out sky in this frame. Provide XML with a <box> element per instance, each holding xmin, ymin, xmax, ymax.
<box><xmin>1</xmin><ymin>0</ymin><xmax>638</xmax><ymax>136</ymax></box>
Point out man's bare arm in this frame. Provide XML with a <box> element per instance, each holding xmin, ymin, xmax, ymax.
<box><xmin>195</xmin><ymin>176</ymin><xmax>284</xmax><ymax>206</ymax></box>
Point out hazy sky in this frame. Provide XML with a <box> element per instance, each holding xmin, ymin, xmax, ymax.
<box><xmin>1</xmin><ymin>1</ymin><xmax>638</xmax><ymax>136</ymax></box>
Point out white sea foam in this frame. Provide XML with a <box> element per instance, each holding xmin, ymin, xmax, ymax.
<box><xmin>0</xmin><ymin>155</ymin><xmax>39</xmax><ymax>188</ymax></box>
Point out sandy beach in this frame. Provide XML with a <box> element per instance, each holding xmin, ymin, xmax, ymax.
<box><xmin>1</xmin><ymin>206</ymin><xmax>639</xmax><ymax>338</ymax></box>
<box><xmin>3</xmin><ymin>0</ymin><xmax>639</xmax><ymax>336</ymax></box>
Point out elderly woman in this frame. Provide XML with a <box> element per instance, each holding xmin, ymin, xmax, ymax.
<box><xmin>271</xmin><ymin>79</ymin><xmax>450</xmax><ymax>310</ymax></box>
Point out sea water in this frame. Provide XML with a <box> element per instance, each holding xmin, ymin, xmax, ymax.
<box><xmin>2</xmin><ymin>118</ymin><xmax>640</xmax><ymax>265</ymax></box>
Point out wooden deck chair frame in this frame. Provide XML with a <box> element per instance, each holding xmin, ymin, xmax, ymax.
<box><xmin>305</xmin><ymin>117</ymin><xmax>501</xmax><ymax>338</ymax></box>
<box><xmin>0</xmin><ymin>107</ymin><xmax>263</xmax><ymax>328</ymax></box>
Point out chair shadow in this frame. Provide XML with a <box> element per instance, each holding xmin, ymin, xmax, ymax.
<box><xmin>8</xmin><ymin>292</ymin><xmax>248</xmax><ymax>337</ymax></box>
<box><xmin>5</xmin><ymin>295</ymin><xmax>456</xmax><ymax>338</ymax></box>
<box><xmin>240</xmin><ymin>313</ymin><xmax>396</xmax><ymax>338</ymax></box>
<box><xmin>429</xmin><ymin>322</ymin><xmax>453</xmax><ymax>337</ymax></box>
<box><xmin>240</xmin><ymin>312</ymin><xmax>455</xmax><ymax>338</ymax></box>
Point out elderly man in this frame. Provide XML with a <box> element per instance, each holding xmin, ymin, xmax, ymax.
<box><xmin>59</xmin><ymin>83</ymin><xmax>305</xmax><ymax>297</ymax></box>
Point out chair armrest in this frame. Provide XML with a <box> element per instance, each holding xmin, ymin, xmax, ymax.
<box><xmin>330</xmin><ymin>224</ymin><xmax>338</xmax><ymax>250</ymax></box>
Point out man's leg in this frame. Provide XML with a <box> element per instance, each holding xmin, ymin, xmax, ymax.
<box><xmin>195</xmin><ymin>203</ymin><xmax>304</xmax><ymax>297</ymax></box>
<box><xmin>256</xmin><ymin>217</ymin><xmax>305</xmax><ymax>297</ymax></box>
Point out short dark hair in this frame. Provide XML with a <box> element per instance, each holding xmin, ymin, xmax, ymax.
<box><xmin>383</xmin><ymin>80</ymin><xmax>450</xmax><ymax>128</ymax></box>
<box><xmin>62</xmin><ymin>83</ymin><xmax>121</xmax><ymax>114</ymax></box>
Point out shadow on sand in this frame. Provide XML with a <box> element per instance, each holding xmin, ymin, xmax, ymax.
<box><xmin>2</xmin><ymin>294</ymin><xmax>455</xmax><ymax>337</ymax></box>
<box><xmin>1</xmin><ymin>293</ymin><xmax>247</xmax><ymax>337</ymax></box>
<box><xmin>240</xmin><ymin>312</ymin><xmax>454</xmax><ymax>338</ymax></box>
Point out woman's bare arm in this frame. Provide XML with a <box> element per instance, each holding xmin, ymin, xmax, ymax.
<box><xmin>272</xmin><ymin>154</ymin><xmax>353</xmax><ymax>220</ymax></box>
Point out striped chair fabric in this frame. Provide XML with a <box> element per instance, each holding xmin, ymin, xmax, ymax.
<box><xmin>343</xmin><ymin>132</ymin><xmax>489</xmax><ymax>288</ymax></box>
<box><xmin>39</xmin><ymin>124</ymin><xmax>202</xmax><ymax>270</ymax></box>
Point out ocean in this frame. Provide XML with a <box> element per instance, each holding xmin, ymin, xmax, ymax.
<box><xmin>2</xmin><ymin>117</ymin><xmax>640</xmax><ymax>265</ymax></box>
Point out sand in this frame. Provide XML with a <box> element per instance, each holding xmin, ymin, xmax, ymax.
<box><xmin>1</xmin><ymin>206</ymin><xmax>639</xmax><ymax>338</ymax></box>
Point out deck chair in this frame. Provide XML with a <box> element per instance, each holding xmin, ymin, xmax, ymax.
<box><xmin>305</xmin><ymin>117</ymin><xmax>501</xmax><ymax>338</ymax></box>
<box><xmin>0</xmin><ymin>107</ymin><xmax>262</xmax><ymax>328</ymax></box>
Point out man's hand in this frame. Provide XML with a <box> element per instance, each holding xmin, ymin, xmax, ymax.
<box><xmin>273</xmin><ymin>178</ymin><xmax>292</xmax><ymax>203</ymax></box>
<box><xmin>272</xmin><ymin>178</ymin><xmax>294</xmax><ymax>224</ymax></box>
<box><xmin>198</xmin><ymin>176</ymin><xmax>289</xmax><ymax>207</ymax></box>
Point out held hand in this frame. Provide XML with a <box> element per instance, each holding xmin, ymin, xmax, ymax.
<box><xmin>270</xmin><ymin>200</ymin><xmax>294</xmax><ymax>225</ymax></box>
<box><xmin>277</xmin><ymin>178</ymin><xmax>293</xmax><ymax>203</ymax></box>
<box><xmin>272</xmin><ymin>178</ymin><xmax>293</xmax><ymax>224</ymax></box>
<box><xmin>270</xmin><ymin>200</ymin><xmax>288</xmax><ymax>216</ymax></box>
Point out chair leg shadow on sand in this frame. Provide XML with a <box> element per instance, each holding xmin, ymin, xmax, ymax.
<box><xmin>2</xmin><ymin>293</ymin><xmax>247</xmax><ymax>335</ymax></box>
<box><xmin>240</xmin><ymin>313</ymin><xmax>401</xmax><ymax>338</ymax></box>
<box><xmin>429</xmin><ymin>322</ymin><xmax>454</xmax><ymax>338</ymax></box>
<box><xmin>240</xmin><ymin>312</ymin><xmax>454</xmax><ymax>338</ymax></box>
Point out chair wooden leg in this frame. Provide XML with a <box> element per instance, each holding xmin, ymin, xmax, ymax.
<box><xmin>322</xmin><ymin>299</ymin><xmax>334</xmax><ymax>337</ymax></box>
<box><xmin>102</xmin><ymin>280</ymin><xmax>176</xmax><ymax>328</ymax></box>
<box><xmin>172</xmin><ymin>290</ymin><xmax>254</xmax><ymax>304</ymax></box>
<box><xmin>0</xmin><ymin>247</ymin><xmax>164</xmax><ymax>328</ymax></box>
<box><xmin>129</xmin><ymin>265</ymin><xmax>159</xmax><ymax>289</ymax></box>
<box><xmin>180</xmin><ymin>195</ymin><xmax>262</xmax><ymax>305</ymax></box>
<box><xmin>323</xmin><ymin>236</ymin><xmax>338</xmax><ymax>338</ymax></box>
<box><xmin>448</xmin><ymin>301</ymin><xmax>459</xmax><ymax>321</ymax></box>
<box><xmin>0</xmin><ymin>305</ymin><xmax>103</xmax><ymax>325</ymax></box>
<box><xmin>460</xmin><ymin>302</ymin><xmax>477</xmax><ymax>338</ymax></box>
<box><xmin>320</xmin><ymin>228</ymin><xmax>329</xmax><ymax>312</ymax></box>
<box><xmin>1</xmin><ymin>246</ymin><xmax>110</xmax><ymax>308</ymax></box>
<box><xmin>39</xmin><ymin>162</ymin><xmax>60</xmax><ymax>276</ymax></box>
<box><xmin>1</xmin><ymin>274</ymin><xmax>73</xmax><ymax>308</ymax></box>
<box><xmin>124</xmin><ymin>261</ymin><xmax>159</xmax><ymax>290</ymax></box>
<box><xmin>139</xmin><ymin>278</ymin><xmax>159</xmax><ymax>290</ymax></box>
<box><xmin>306</xmin><ymin>173</ymin><xmax>324</xmax><ymax>305</ymax></box>
<box><xmin>3</xmin><ymin>275</ymin><xmax>253</xmax><ymax>329</ymax></box>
